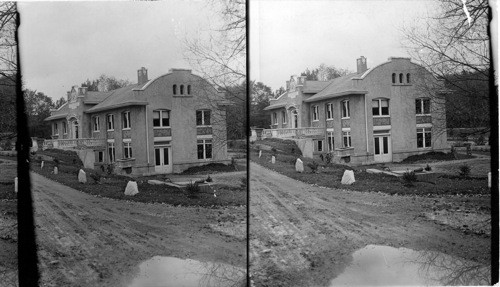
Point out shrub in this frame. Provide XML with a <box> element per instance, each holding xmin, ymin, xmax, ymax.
<box><xmin>206</xmin><ymin>175</ymin><xmax>213</xmax><ymax>182</ymax></box>
<box><xmin>424</xmin><ymin>164</ymin><xmax>432</xmax><ymax>171</ymax></box>
<box><xmin>106</xmin><ymin>164</ymin><xmax>114</xmax><ymax>175</ymax></box>
<box><xmin>458</xmin><ymin>164</ymin><xmax>471</xmax><ymax>178</ymax></box>
<box><xmin>402</xmin><ymin>170</ymin><xmax>417</xmax><ymax>186</ymax></box>
<box><xmin>89</xmin><ymin>173</ymin><xmax>101</xmax><ymax>184</ymax></box>
<box><xmin>271</xmin><ymin>147</ymin><xmax>277</xmax><ymax>153</ymax></box>
<box><xmin>53</xmin><ymin>158</ymin><xmax>60</xmax><ymax>167</ymax></box>
<box><xmin>307</xmin><ymin>161</ymin><xmax>319</xmax><ymax>173</ymax></box>
<box><xmin>475</xmin><ymin>134</ymin><xmax>485</xmax><ymax>146</ymax></box>
<box><xmin>325</xmin><ymin>153</ymin><xmax>333</xmax><ymax>165</ymax></box>
<box><xmin>186</xmin><ymin>181</ymin><xmax>200</xmax><ymax>196</ymax></box>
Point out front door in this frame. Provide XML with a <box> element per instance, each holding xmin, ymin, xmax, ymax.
<box><xmin>154</xmin><ymin>146</ymin><xmax>172</xmax><ymax>173</ymax></box>
<box><xmin>72</xmin><ymin>121</ymin><xmax>79</xmax><ymax>139</ymax></box>
<box><xmin>374</xmin><ymin>135</ymin><xmax>392</xmax><ymax>162</ymax></box>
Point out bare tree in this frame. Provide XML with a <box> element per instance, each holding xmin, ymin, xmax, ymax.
<box><xmin>0</xmin><ymin>2</ymin><xmax>16</xmax><ymax>141</ymax></box>
<box><xmin>402</xmin><ymin>0</ymin><xmax>490</xmax><ymax>138</ymax></box>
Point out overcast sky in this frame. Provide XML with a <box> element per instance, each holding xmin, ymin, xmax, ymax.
<box><xmin>250</xmin><ymin>0</ymin><xmax>441</xmax><ymax>92</ymax></box>
<box><xmin>19</xmin><ymin>1</ymin><xmax>220</xmax><ymax>101</ymax></box>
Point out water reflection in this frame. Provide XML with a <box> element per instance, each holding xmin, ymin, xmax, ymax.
<box><xmin>329</xmin><ymin>245</ymin><xmax>490</xmax><ymax>286</ymax></box>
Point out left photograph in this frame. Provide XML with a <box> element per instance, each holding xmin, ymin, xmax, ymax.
<box><xmin>18</xmin><ymin>1</ymin><xmax>246</xmax><ymax>286</ymax></box>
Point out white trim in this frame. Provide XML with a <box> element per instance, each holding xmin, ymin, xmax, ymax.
<box><xmin>197</xmin><ymin>135</ymin><xmax>213</xmax><ymax>139</ymax></box>
<box><xmin>122</xmin><ymin>128</ymin><xmax>131</xmax><ymax>131</ymax></box>
<box><xmin>416</xmin><ymin>123</ymin><xmax>433</xmax><ymax>128</ymax></box>
<box><xmin>341</xmin><ymin>127</ymin><xmax>351</xmax><ymax>132</ymax></box>
<box><xmin>326</xmin><ymin>128</ymin><xmax>334</xmax><ymax>132</ymax></box>
<box><xmin>107</xmin><ymin>139</ymin><xmax>115</xmax><ymax>143</ymax></box>
<box><xmin>154</xmin><ymin>136</ymin><xmax>172</xmax><ymax>141</ymax></box>
<box><xmin>123</xmin><ymin>138</ymin><xmax>132</xmax><ymax>142</ymax></box>
<box><xmin>373</xmin><ymin>125</ymin><xmax>392</xmax><ymax>131</ymax></box>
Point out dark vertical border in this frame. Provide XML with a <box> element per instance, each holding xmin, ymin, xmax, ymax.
<box><xmin>245</xmin><ymin>0</ymin><xmax>250</xmax><ymax>285</ymax></box>
<box><xmin>487</xmin><ymin>3</ymin><xmax>499</xmax><ymax>285</ymax></box>
<box><xmin>15</xmin><ymin>5</ymin><xmax>40</xmax><ymax>286</ymax></box>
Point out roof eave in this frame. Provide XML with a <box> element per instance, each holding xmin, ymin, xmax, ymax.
<box><xmin>44</xmin><ymin>114</ymin><xmax>67</xmax><ymax>121</ymax></box>
<box><xmin>85</xmin><ymin>102</ymin><xmax>149</xmax><ymax>113</ymax></box>
<box><xmin>264</xmin><ymin>103</ymin><xmax>286</xmax><ymax>110</ymax></box>
<box><xmin>304</xmin><ymin>90</ymin><xmax>368</xmax><ymax>103</ymax></box>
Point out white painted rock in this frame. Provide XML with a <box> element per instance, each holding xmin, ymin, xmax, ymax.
<box><xmin>124</xmin><ymin>181</ymin><xmax>139</xmax><ymax>196</ymax></box>
<box><xmin>271</xmin><ymin>156</ymin><xmax>276</xmax><ymax>164</ymax></box>
<box><xmin>78</xmin><ymin>169</ymin><xmax>87</xmax><ymax>183</ymax></box>
<box><xmin>259</xmin><ymin>150</ymin><xmax>262</xmax><ymax>158</ymax></box>
<box><xmin>14</xmin><ymin>177</ymin><xmax>17</xmax><ymax>193</ymax></box>
<box><xmin>341</xmin><ymin>170</ymin><xmax>355</xmax><ymax>185</ymax></box>
<box><xmin>54</xmin><ymin>166</ymin><xmax>58</xmax><ymax>175</ymax></box>
<box><xmin>366</xmin><ymin>169</ymin><xmax>382</xmax><ymax>174</ymax></box>
<box><xmin>40</xmin><ymin>161</ymin><xmax>44</xmax><ymax>169</ymax></box>
<box><xmin>295</xmin><ymin>158</ymin><xmax>304</xmax><ymax>173</ymax></box>
<box><xmin>488</xmin><ymin>172</ymin><xmax>491</xmax><ymax>188</ymax></box>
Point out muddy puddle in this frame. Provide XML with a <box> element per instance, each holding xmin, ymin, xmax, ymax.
<box><xmin>127</xmin><ymin>256</ymin><xmax>245</xmax><ymax>287</ymax></box>
<box><xmin>329</xmin><ymin>245</ymin><xmax>490</xmax><ymax>286</ymax></box>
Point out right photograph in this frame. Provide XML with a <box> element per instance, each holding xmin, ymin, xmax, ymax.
<box><xmin>249</xmin><ymin>0</ymin><xmax>493</xmax><ymax>286</ymax></box>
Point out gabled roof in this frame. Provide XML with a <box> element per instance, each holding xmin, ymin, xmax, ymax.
<box><xmin>264</xmin><ymin>92</ymin><xmax>288</xmax><ymax>110</ymax></box>
<box><xmin>302</xmin><ymin>80</ymin><xmax>330</xmax><ymax>93</ymax></box>
<box><xmin>85</xmin><ymin>83</ymin><xmax>149</xmax><ymax>113</ymax></box>
<box><xmin>44</xmin><ymin>102</ymin><xmax>69</xmax><ymax>121</ymax></box>
<box><xmin>304</xmin><ymin>72</ymin><xmax>368</xmax><ymax>102</ymax></box>
<box><xmin>83</xmin><ymin>91</ymin><xmax>114</xmax><ymax>104</ymax></box>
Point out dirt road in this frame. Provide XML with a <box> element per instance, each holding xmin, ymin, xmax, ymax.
<box><xmin>31</xmin><ymin>172</ymin><xmax>246</xmax><ymax>286</ymax></box>
<box><xmin>249</xmin><ymin>162</ymin><xmax>490</xmax><ymax>286</ymax></box>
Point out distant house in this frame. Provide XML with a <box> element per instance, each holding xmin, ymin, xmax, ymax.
<box><xmin>44</xmin><ymin>68</ymin><xmax>231</xmax><ymax>175</ymax></box>
<box><xmin>263</xmin><ymin>56</ymin><xmax>449</xmax><ymax>164</ymax></box>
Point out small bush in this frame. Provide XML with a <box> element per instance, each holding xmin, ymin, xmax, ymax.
<box><xmin>402</xmin><ymin>170</ymin><xmax>417</xmax><ymax>186</ymax></box>
<box><xmin>206</xmin><ymin>175</ymin><xmax>213</xmax><ymax>182</ymax></box>
<box><xmin>424</xmin><ymin>164</ymin><xmax>432</xmax><ymax>171</ymax></box>
<box><xmin>53</xmin><ymin>158</ymin><xmax>60</xmax><ymax>167</ymax></box>
<box><xmin>475</xmin><ymin>134</ymin><xmax>485</xmax><ymax>146</ymax></box>
<box><xmin>271</xmin><ymin>147</ymin><xmax>277</xmax><ymax>153</ymax></box>
<box><xmin>186</xmin><ymin>181</ymin><xmax>200</xmax><ymax>196</ymax></box>
<box><xmin>325</xmin><ymin>153</ymin><xmax>333</xmax><ymax>165</ymax></box>
<box><xmin>89</xmin><ymin>173</ymin><xmax>101</xmax><ymax>184</ymax></box>
<box><xmin>458</xmin><ymin>164</ymin><xmax>471</xmax><ymax>178</ymax></box>
<box><xmin>307</xmin><ymin>161</ymin><xmax>319</xmax><ymax>173</ymax></box>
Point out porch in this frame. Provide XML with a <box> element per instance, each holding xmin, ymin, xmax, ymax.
<box><xmin>43</xmin><ymin>138</ymin><xmax>106</xmax><ymax>150</ymax></box>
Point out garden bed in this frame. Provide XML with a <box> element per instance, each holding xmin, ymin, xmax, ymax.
<box><xmin>30</xmin><ymin>155</ymin><xmax>245</xmax><ymax>207</ymax></box>
<box><xmin>401</xmin><ymin>151</ymin><xmax>474</xmax><ymax>163</ymax></box>
<box><xmin>251</xmin><ymin>149</ymin><xmax>489</xmax><ymax>196</ymax></box>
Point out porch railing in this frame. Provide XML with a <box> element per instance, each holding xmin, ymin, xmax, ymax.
<box><xmin>262</xmin><ymin>127</ymin><xmax>324</xmax><ymax>139</ymax></box>
<box><xmin>43</xmin><ymin>138</ymin><xmax>106</xmax><ymax>150</ymax></box>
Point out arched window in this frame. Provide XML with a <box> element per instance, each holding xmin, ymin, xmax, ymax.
<box><xmin>173</xmin><ymin>85</ymin><xmax>177</xmax><ymax>95</ymax></box>
<box><xmin>187</xmin><ymin>85</ymin><xmax>191</xmax><ymax>95</ymax></box>
<box><xmin>399</xmin><ymin>73</ymin><xmax>403</xmax><ymax>83</ymax></box>
<box><xmin>392</xmin><ymin>73</ymin><xmax>396</xmax><ymax>84</ymax></box>
<box><xmin>406</xmin><ymin>73</ymin><xmax>410</xmax><ymax>83</ymax></box>
<box><xmin>180</xmin><ymin>85</ymin><xmax>184</xmax><ymax>95</ymax></box>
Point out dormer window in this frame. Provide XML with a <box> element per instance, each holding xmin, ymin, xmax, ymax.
<box><xmin>173</xmin><ymin>85</ymin><xmax>177</xmax><ymax>95</ymax></box>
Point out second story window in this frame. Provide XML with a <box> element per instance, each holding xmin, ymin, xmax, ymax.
<box><xmin>187</xmin><ymin>85</ymin><xmax>191</xmax><ymax>95</ymax></box>
<box><xmin>392</xmin><ymin>73</ymin><xmax>396</xmax><ymax>84</ymax></box>
<box><xmin>341</xmin><ymin>100</ymin><xmax>350</xmax><ymax>118</ymax></box>
<box><xmin>326</xmin><ymin>103</ymin><xmax>333</xmax><ymax>120</ymax></box>
<box><xmin>122</xmin><ymin>111</ymin><xmax>131</xmax><ymax>129</ymax></box>
<box><xmin>153</xmin><ymin>110</ymin><xmax>170</xmax><ymax>127</ymax></box>
<box><xmin>106</xmin><ymin>114</ymin><xmax>114</xmax><ymax>131</ymax></box>
<box><xmin>372</xmin><ymin>99</ymin><xmax>389</xmax><ymax>116</ymax></box>
<box><xmin>93</xmin><ymin>116</ymin><xmax>100</xmax><ymax>132</ymax></box>
<box><xmin>416</xmin><ymin>98</ymin><xmax>431</xmax><ymax>115</ymax></box>
<box><xmin>399</xmin><ymin>73</ymin><xmax>403</xmax><ymax>83</ymax></box>
<box><xmin>173</xmin><ymin>85</ymin><xmax>177</xmax><ymax>95</ymax></box>
<box><xmin>312</xmin><ymin>105</ymin><xmax>319</xmax><ymax>121</ymax></box>
<box><xmin>180</xmin><ymin>85</ymin><xmax>184</xmax><ymax>95</ymax></box>
<box><xmin>196</xmin><ymin>110</ymin><xmax>211</xmax><ymax>126</ymax></box>
<box><xmin>406</xmin><ymin>73</ymin><xmax>411</xmax><ymax>84</ymax></box>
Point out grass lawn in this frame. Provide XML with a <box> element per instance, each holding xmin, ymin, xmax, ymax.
<box><xmin>31</xmin><ymin>150</ymin><xmax>246</xmax><ymax>207</ymax></box>
<box><xmin>0</xmin><ymin>160</ymin><xmax>17</xmax><ymax>200</ymax></box>
<box><xmin>251</xmin><ymin>149</ymin><xmax>489</xmax><ymax>196</ymax></box>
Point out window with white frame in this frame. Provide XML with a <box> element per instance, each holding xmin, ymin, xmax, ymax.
<box><xmin>62</xmin><ymin>121</ymin><xmax>67</xmax><ymax>134</ymax></box>
<box><xmin>281</xmin><ymin>110</ymin><xmax>286</xmax><ymax>124</ymax></box>
<box><xmin>108</xmin><ymin>142</ymin><xmax>115</xmax><ymax>162</ymax></box>
<box><xmin>326</xmin><ymin>103</ymin><xmax>333</xmax><ymax>120</ymax></box>
<box><xmin>417</xmin><ymin>128</ymin><xmax>432</xmax><ymax>148</ymax></box>
<box><xmin>196</xmin><ymin>110</ymin><xmax>211</xmax><ymax>126</ymax></box>
<box><xmin>341</xmin><ymin>100</ymin><xmax>350</xmax><ymax>118</ymax></box>
<box><xmin>197</xmin><ymin>139</ymin><xmax>212</xmax><ymax>159</ymax></box>
<box><xmin>106</xmin><ymin>114</ymin><xmax>114</xmax><ymax>131</ymax></box>
<box><xmin>327</xmin><ymin>131</ymin><xmax>334</xmax><ymax>151</ymax></box>
<box><xmin>153</xmin><ymin>110</ymin><xmax>170</xmax><ymax>127</ymax></box>
<box><xmin>342</xmin><ymin>131</ymin><xmax>352</xmax><ymax>148</ymax></box>
<box><xmin>93</xmin><ymin>116</ymin><xmax>100</xmax><ymax>132</ymax></box>
<box><xmin>272</xmin><ymin>112</ymin><xmax>278</xmax><ymax>125</ymax></box>
<box><xmin>123</xmin><ymin>141</ymin><xmax>132</xmax><ymax>158</ymax></box>
<box><xmin>416</xmin><ymin>98</ymin><xmax>431</xmax><ymax>115</ymax></box>
<box><xmin>122</xmin><ymin>111</ymin><xmax>131</xmax><ymax>129</ymax></box>
<box><xmin>316</xmin><ymin>140</ymin><xmax>323</xmax><ymax>152</ymax></box>
<box><xmin>53</xmin><ymin>123</ymin><xmax>59</xmax><ymax>135</ymax></box>
<box><xmin>372</xmin><ymin>99</ymin><xmax>389</xmax><ymax>116</ymax></box>
<box><xmin>312</xmin><ymin>105</ymin><xmax>319</xmax><ymax>121</ymax></box>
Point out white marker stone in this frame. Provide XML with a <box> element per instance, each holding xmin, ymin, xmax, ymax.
<box><xmin>124</xmin><ymin>181</ymin><xmax>139</xmax><ymax>196</ymax></box>
<box><xmin>295</xmin><ymin>158</ymin><xmax>304</xmax><ymax>173</ymax></box>
<box><xmin>488</xmin><ymin>172</ymin><xmax>491</xmax><ymax>188</ymax></box>
<box><xmin>54</xmin><ymin>166</ymin><xmax>58</xmax><ymax>175</ymax></box>
<box><xmin>271</xmin><ymin>156</ymin><xmax>276</xmax><ymax>164</ymax></box>
<box><xmin>259</xmin><ymin>150</ymin><xmax>262</xmax><ymax>158</ymax></box>
<box><xmin>14</xmin><ymin>177</ymin><xmax>18</xmax><ymax>193</ymax></box>
<box><xmin>41</xmin><ymin>161</ymin><xmax>44</xmax><ymax>169</ymax></box>
<box><xmin>341</xmin><ymin>170</ymin><xmax>355</xmax><ymax>185</ymax></box>
<box><xmin>78</xmin><ymin>169</ymin><xmax>87</xmax><ymax>184</ymax></box>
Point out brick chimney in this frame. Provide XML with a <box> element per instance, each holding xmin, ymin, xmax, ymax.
<box><xmin>78</xmin><ymin>87</ymin><xmax>87</xmax><ymax>95</ymax></box>
<box><xmin>137</xmin><ymin>67</ymin><xmax>148</xmax><ymax>85</ymax></box>
<box><xmin>357</xmin><ymin>56</ymin><xmax>367</xmax><ymax>74</ymax></box>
